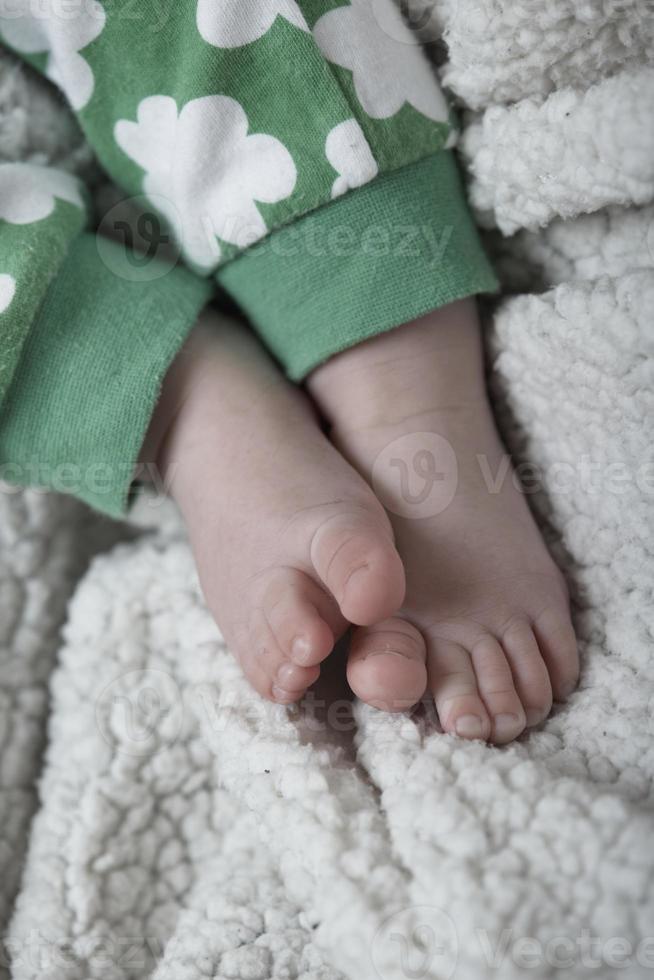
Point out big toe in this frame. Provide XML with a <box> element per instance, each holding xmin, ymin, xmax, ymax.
<box><xmin>347</xmin><ymin>618</ymin><xmax>427</xmax><ymax>712</ymax></box>
<box><xmin>310</xmin><ymin>510</ymin><xmax>405</xmax><ymax>626</ymax></box>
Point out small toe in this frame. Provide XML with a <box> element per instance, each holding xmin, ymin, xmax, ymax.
<box><xmin>270</xmin><ymin>658</ymin><xmax>320</xmax><ymax>703</ymax></box>
<box><xmin>501</xmin><ymin>619</ymin><xmax>553</xmax><ymax>727</ymax></box>
<box><xmin>347</xmin><ymin>618</ymin><xmax>427</xmax><ymax>712</ymax></box>
<box><xmin>310</xmin><ymin>511</ymin><xmax>405</xmax><ymax>626</ymax></box>
<box><xmin>469</xmin><ymin>634</ymin><xmax>526</xmax><ymax>744</ymax></box>
<box><xmin>427</xmin><ymin>637</ymin><xmax>492</xmax><ymax>741</ymax></box>
<box><xmin>243</xmin><ymin>573</ymin><xmax>333</xmax><ymax>702</ymax></box>
<box><xmin>533</xmin><ymin>606</ymin><xmax>579</xmax><ymax>701</ymax></box>
<box><xmin>245</xmin><ymin>645</ymin><xmax>319</xmax><ymax>704</ymax></box>
<box><xmin>263</xmin><ymin>574</ymin><xmax>336</xmax><ymax>668</ymax></box>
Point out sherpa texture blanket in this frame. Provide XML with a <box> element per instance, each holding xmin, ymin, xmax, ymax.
<box><xmin>1</xmin><ymin>2</ymin><xmax>653</xmax><ymax>978</ymax></box>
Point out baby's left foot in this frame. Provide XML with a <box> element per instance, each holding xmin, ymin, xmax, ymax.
<box><xmin>308</xmin><ymin>299</ymin><xmax>579</xmax><ymax>744</ymax></box>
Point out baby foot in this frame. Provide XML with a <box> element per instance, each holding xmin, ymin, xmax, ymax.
<box><xmin>308</xmin><ymin>299</ymin><xmax>579</xmax><ymax>744</ymax></box>
<box><xmin>141</xmin><ymin>310</ymin><xmax>411</xmax><ymax>704</ymax></box>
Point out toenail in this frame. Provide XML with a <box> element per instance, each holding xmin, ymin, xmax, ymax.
<box><xmin>559</xmin><ymin>678</ymin><xmax>578</xmax><ymax>699</ymax></box>
<box><xmin>455</xmin><ymin>715</ymin><xmax>486</xmax><ymax>739</ymax></box>
<box><xmin>525</xmin><ymin>707</ymin><xmax>548</xmax><ymax>727</ymax></box>
<box><xmin>271</xmin><ymin>685</ymin><xmax>298</xmax><ymax>703</ymax></box>
<box><xmin>291</xmin><ymin>636</ymin><xmax>311</xmax><ymax>665</ymax></box>
<box><xmin>493</xmin><ymin>713</ymin><xmax>521</xmax><ymax>740</ymax></box>
<box><xmin>276</xmin><ymin>663</ymin><xmax>304</xmax><ymax>690</ymax></box>
<box><xmin>364</xmin><ymin>647</ymin><xmax>408</xmax><ymax>661</ymax></box>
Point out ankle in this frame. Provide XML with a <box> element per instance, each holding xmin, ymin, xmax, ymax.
<box><xmin>139</xmin><ymin>312</ymin><xmax>237</xmax><ymax>510</ymax></box>
<box><xmin>307</xmin><ymin>299</ymin><xmax>487</xmax><ymax>431</ymax></box>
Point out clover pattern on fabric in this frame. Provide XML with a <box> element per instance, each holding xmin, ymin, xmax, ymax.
<box><xmin>313</xmin><ymin>0</ymin><xmax>449</xmax><ymax>123</ymax></box>
<box><xmin>0</xmin><ymin>0</ymin><xmax>106</xmax><ymax>110</ymax></box>
<box><xmin>0</xmin><ymin>273</ymin><xmax>16</xmax><ymax>313</ymax></box>
<box><xmin>325</xmin><ymin>119</ymin><xmax>378</xmax><ymax>199</ymax></box>
<box><xmin>0</xmin><ymin>163</ymin><xmax>85</xmax><ymax>224</ymax></box>
<box><xmin>114</xmin><ymin>94</ymin><xmax>297</xmax><ymax>270</ymax></box>
<box><xmin>197</xmin><ymin>0</ymin><xmax>308</xmax><ymax>48</ymax></box>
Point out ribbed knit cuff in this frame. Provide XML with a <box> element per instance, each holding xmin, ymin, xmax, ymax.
<box><xmin>0</xmin><ymin>233</ymin><xmax>212</xmax><ymax>517</ymax></box>
<box><xmin>217</xmin><ymin>151</ymin><xmax>499</xmax><ymax>380</ymax></box>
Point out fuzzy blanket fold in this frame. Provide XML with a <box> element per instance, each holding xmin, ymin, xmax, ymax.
<box><xmin>1</xmin><ymin>2</ymin><xmax>653</xmax><ymax>978</ymax></box>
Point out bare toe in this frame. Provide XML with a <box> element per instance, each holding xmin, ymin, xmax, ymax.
<box><xmin>533</xmin><ymin>605</ymin><xmax>579</xmax><ymax>701</ymax></box>
<box><xmin>427</xmin><ymin>637</ymin><xmax>492</xmax><ymax>741</ymax></box>
<box><xmin>270</xmin><ymin>662</ymin><xmax>321</xmax><ymax>703</ymax></box>
<box><xmin>501</xmin><ymin>618</ymin><xmax>553</xmax><ymax>727</ymax></box>
<box><xmin>244</xmin><ymin>642</ymin><xmax>320</xmax><ymax>704</ymax></box>
<box><xmin>241</xmin><ymin>573</ymin><xmax>333</xmax><ymax>702</ymax></box>
<box><xmin>347</xmin><ymin>618</ymin><xmax>427</xmax><ymax>712</ymax></box>
<box><xmin>469</xmin><ymin>635</ymin><xmax>526</xmax><ymax>744</ymax></box>
<box><xmin>262</xmin><ymin>573</ymin><xmax>337</xmax><ymax>669</ymax></box>
<box><xmin>310</xmin><ymin>510</ymin><xmax>405</xmax><ymax>626</ymax></box>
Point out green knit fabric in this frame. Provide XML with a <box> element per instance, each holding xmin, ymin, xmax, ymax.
<box><xmin>1</xmin><ymin>1</ymin><xmax>457</xmax><ymax>274</ymax></box>
<box><xmin>0</xmin><ymin>234</ymin><xmax>211</xmax><ymax>516</ymax></box>
<box><xmin>218</xmin><ymin>151</ymin><xmax>498</xmax><ymax>379</ymax></box>
<box><xmin>0</xmin><ymin>184</ymin><xmax>87</xmax><ymax>406</ymax></box>
<box><xmin>0</xmin><ymin>2</ymin><xmax>499</xmax><ymax>517</ymax></box>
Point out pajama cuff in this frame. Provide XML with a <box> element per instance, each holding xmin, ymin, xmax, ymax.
<box><xmin>217</xmin><ymin>151</ymin><xmax>499</xmax><ymax>381</ymax></box>
<box><xmin>0</xmin><ymin>233</ymin><xmax>211</xmax><ymax>518</ymax></box>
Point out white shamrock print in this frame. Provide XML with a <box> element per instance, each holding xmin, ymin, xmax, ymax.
<box><xmin>0</xmin><ymin>0</ymin><xmax>106</xmax><ymax>110</ymax></box>
<box><xmin>114</xmin><ymin>95</ymin><xmax>297</xmax><ymax>269</ymax></box>
<box><xmin>0</xmin><ymin>163</ymin><xmax>85</xmax><ymax>225</ymax></box>
<box><xmin>197</xmin><ymin>0</ymin><xmax>308</xmax><ymax>48</ymax></box>
<box><xmin>0</xmin><ymin>273</ymin><xmax>16</xmax><ymax>313</ymax></box>
<box><xmin>325</xmin><ymin>119</ymin><xmax>378</xmax><ymax>199</ymax></box>
<box><xmin>313</xmin><ymin>0</ymin><xmax>449</xmax><ymax>123</ymax></box>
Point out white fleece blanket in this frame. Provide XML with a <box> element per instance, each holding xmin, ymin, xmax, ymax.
<box><xmin>1</xmin><ymin>3</ymin><xmax>653</xmax><ymax>978</ymax></box>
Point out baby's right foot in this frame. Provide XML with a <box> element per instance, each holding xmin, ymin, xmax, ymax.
<box><xmin>308</xmin><ymin>300</ymin><xmax>579</xmax><ymax>743</ymax></box>
<box><xmin>142</xmin><ymin>311</ymin><xmax>411</xmax><ymax>704</ymax></box>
